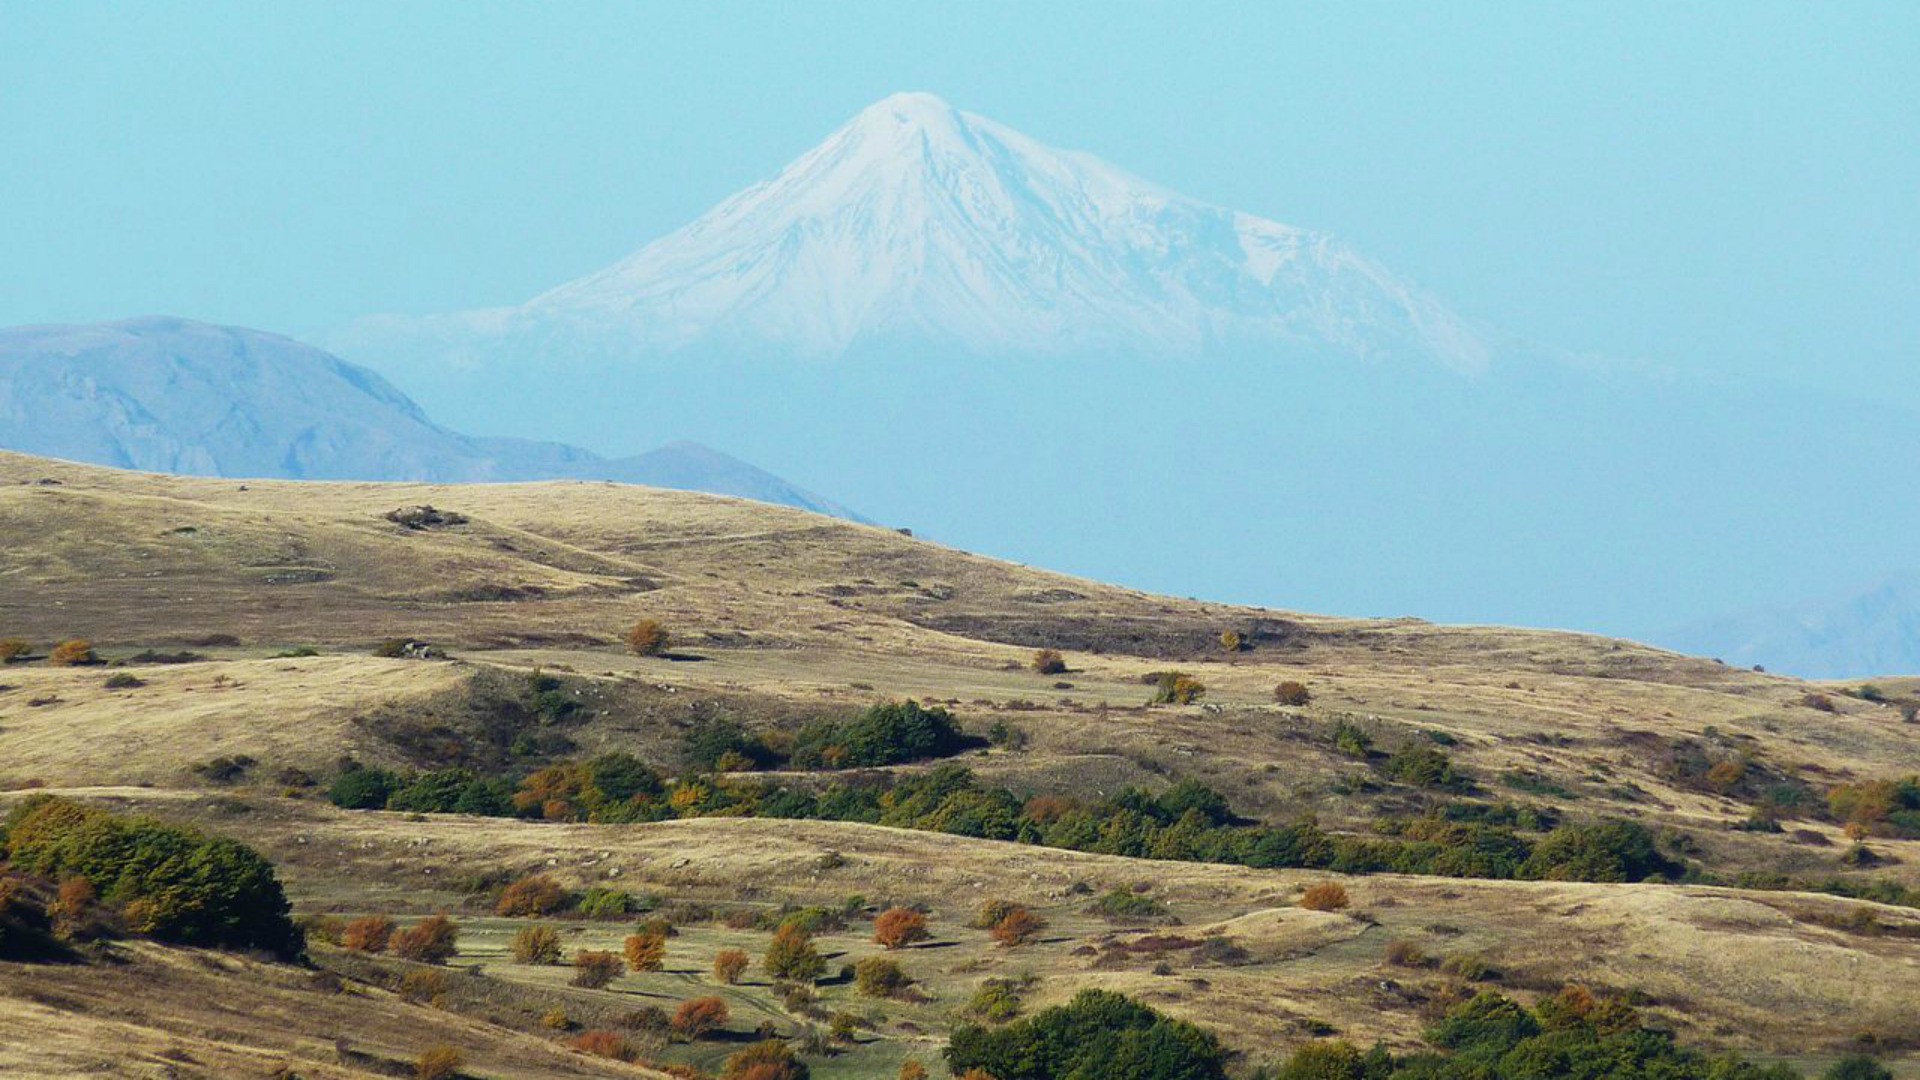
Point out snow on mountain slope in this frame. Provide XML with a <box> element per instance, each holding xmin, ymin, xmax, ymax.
<box><xmin>0</xmin><ymin>317</ymin><xmax>862</xmax><ymax>519</ymax></box>
<box><xmin>335</xmin><ymin>92</ymin><xmax>1488</xmax><ymax>372</ymax></box>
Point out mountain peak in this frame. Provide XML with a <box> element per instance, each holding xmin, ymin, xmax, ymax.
<box><xmin>337</xmin><ymin>96</ymin><xmax>1490</xmax><ymax>372</ymax></box>
<box><xmin>852</xmin><ymin>91</ymin><xmax>962</xmax><ymax>129</ymax></box>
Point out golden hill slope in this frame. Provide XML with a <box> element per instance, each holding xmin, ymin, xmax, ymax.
<box><xmin>3</xmin><ymin>450</ymin><xmax>1920</xmax><ymax>1076</ymax></box>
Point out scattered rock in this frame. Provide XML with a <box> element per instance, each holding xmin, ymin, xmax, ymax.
<box><xmin>384</xmin><ymin>505</ymin><xmax>469</xmax><ymax>530</ymax></box>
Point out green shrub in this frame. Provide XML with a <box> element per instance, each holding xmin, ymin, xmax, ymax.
<box><xmin>1088</xmin><ymin>888</ymin><xmax>1174</xmax><ymax>924</ymax></box>
<box><xmin>1826</xmin><ymin>1056</ymin><xmax>1894</xmax><ymax>1080</ymax></box>
<box><xmin>1276</xmin><ymin>1041</ymin><xmax>1372</xmax><ymax>1080</ymax></box>
<box><xmin>764</xmin><ymin>923</ymin><xmax>825</xmax><ymax>982</ymax></box>
<box><xmin>683</xmin><ymin>716</ymin><xmax>778</xmax><ymax>770</ymax></box>
<box><xmin>327</xmin><ymin>766</ymin><xmax>401</xmax><ymax>810</ymax></box>
<box><xmin>2</xmin><ymin>796</ymin><xmax>300</xmax><ymax>958</ymax></box>
<box><xmin>388</xmin><ymin>768</ymin><xmax>514</xmax><ymax>816</ymax></box>
<box><xmin>577</xmin><ymin>887</ymin><xmax>647</xmax><ymax>918</ymax></box>
<box><xmin>792</xmin><ymin>700</ymin><xmax>974</xmax><ymax>769</ymax></box>
<box><xmin>1425</xmin><ymin>990</ymin><xmax>1540</xmax><ymax>1051</ymax></box>
<box><xmin>1274</xmin><ymin>988</ymin><xmax>1802</xmax><ymax>1080</ymax></box>
<box><xmin>946</xmin><ymin>988</ymin><xmax>1226</xmax><ymax>1080</ymax></box>
<box><xmin>854</xmin><ymin>955</ymin><xmax>912</xmax><ymax>997</ymax></box>
<box><xmin>1148</xmin><ymin>672</ymin><xmax>1206</xmax><ymax>705</ymax></box>
<box><xmin>964</xmin><ymin>976</ymin><xmax>1032</xmax><ymax>1022</ymax></box>
<box><xmin>1520</xmin><ymin>820</ymin><xmax>1675</xmax><ymax>883</ymax></box>
<box><xmin>1384</xmin><ymin>745</ymin><xmax>1470</xmax><ymax>791</ymax></box>
<box><xmin>1331</xmin><ymin>721</ymin><xmax>1373</xmax><ymax>759</ymax></box>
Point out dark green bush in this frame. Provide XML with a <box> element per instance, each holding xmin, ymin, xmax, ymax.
<box><xmin>792</xmin><ymin>700</ymin><xmax>975</xmax><ymax>769</ymax></box>
<box><xmin>327</xmin><ymin>765</ymin><xmax>401</xmax><ymax>810</ymax></box>
<box><xmin>946</xmin><ymin>988</ymin><xmax>1226</xmax><ymax>1080</ymax></box>
<box><xmin>1520</xmin><ymin>820</ymin><xmax>1675</xmax><ymax>883</ymax></box>
<box><xmin>1088</xmin><ymin>888</ymin><xmax>1174</xmax><ymax>924</ymax></box>
<box><xmin>1275</xmin><ymin>987</ymin><xmax>1802</xmax><ymax>1080</ymax></box>
<box><xmin>683</xmin><ymin>717</ymin><xmax>780</xmax><ymax>770</ymax></box>
<box><xmin>2</xmin><ymin>796</ymin><xmax>300</xmax><ymax>958</ymax></box>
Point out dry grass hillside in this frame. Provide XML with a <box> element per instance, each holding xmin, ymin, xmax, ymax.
<box><xmin>3</xmin><ymin>450</ymin><xmax>1919</xmax><ymax>1078</ymax></box>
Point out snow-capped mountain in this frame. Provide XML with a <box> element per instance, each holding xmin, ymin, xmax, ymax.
<box><xmin>320</xmin><ymin>93</ymin><xmax>1920</xmax><ymax>662</ymax></box>
<box><xmin>0</xmin><ymin>317</ymin><xmax>862</xmax><ymax>519</ymax></box>
<box><xmin>333</xmin><ymin>92</ymin><xmax>1488</xmax><ymax>373</ymax></box>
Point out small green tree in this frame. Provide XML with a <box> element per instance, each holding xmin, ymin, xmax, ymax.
<box><xmin>855</xmin><ymin>955</ymin><xmax>912</xmax><ymax>998</ymax></box>
<box><xmin>764</xmin><ymin>923</ymin><xmax>825</xmax><ymax>981</ymax></box>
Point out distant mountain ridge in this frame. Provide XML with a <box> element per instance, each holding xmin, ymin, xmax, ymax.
<box><xmin>0</xmin><ymin>317</ymin><xmax>862</xmax><ymax>520</ymax></box>
<box><xmin>1657</xmin><ymin>575</ymin><xmax>1920</xmax><ymax>679</ymax></box>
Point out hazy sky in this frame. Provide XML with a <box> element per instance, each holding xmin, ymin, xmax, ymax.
<box><xmin>3</xmin><ymin>2</ymin><xmax>1916</xmax><ymax>404</ymax></box>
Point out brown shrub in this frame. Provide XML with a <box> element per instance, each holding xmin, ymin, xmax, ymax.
<box><xmin>48</xmin><ymin>639</ymin><xmax>97</xmax><ymax>667</ymax></box>
<box><xmin>341</xmin><ymin>915</ymin><xmax>396</xmax><ymax>953</ymax></box>
<box><xmin>713</xmin><ymin>947</ymin><xmax>750</xmax><ymax>984</ymax></box>
<box><xmin>671</xmin><ymin>995</ymin><xmax>730</xmax><ymax>1039</ymax></box>
<box><xmin>572</xmin><ymin>949</ymin><xmax>624</xmax><ymax>988</ymax></box>
<box><xmin>415</xmin><ymin>1045</ymin><xmax>464</xmax><ymax>1080</ymax></box>
<box><xmin>722</xmin><ymin>1040</ymin><xmax>807</xmax><ymax>1080</ymax></box>
<box><xmin>48</xmin><ymin>877</ymin><xmax>98</xmax><ymax>939</ymax></box>
<box><xmin>1031</xmin><ymin>649</ymin><xmax>1067</xmax><ymax>675</ymax></box>
<box><xmin>390</xmin><ymin>914</ymin><xmax>460</xmax><ymax>963</ymax></box>
<box><xmin>900</xmin><ymin>1062</ymin><xmax>930</xmax><ymax>1080</ymax></box>
<box><xmin>989</xmin><ymin>906</ymin><xmax>1047</xmax><ymax>947</ymax></box>
<box><xmin>624</xmin><ymin>929</ymin><xmax>667</xmax><ymax>972</ymax></box>
<box><xmin>510</xmin><ymin>925</ymin><xmax>562</xmax><ymax>965</ymax></box>
<box><xmin>570</xmin><ymin>1029</ymin><xmax>636</xmax><ymax>1062</ymax></box>
<box><xmin>1802</xmin><ymin>692</ymin><xmax>1838</xmax><ymax>713</ymax></box>
<box><xmin>1384</xmin><ymin>938</ymin><xmax>1426</xmax><ymax>967</ymax></box>
<box><xmin>1705</xmin><ymin>759</ymin><xmax>1746</xmax><ymax>794</ymax></box>
<box><xmin>1219</xmin><ymin>630</ymin><xmax>1244</xmax><ymax>652</ymax></box>
<box><xmin>1274</xmin><ymin>680</ymin><xmax>1312</xmax><ymax>707</ymax></box>
<box><xmin>398</xmin><ymin>968</ymin><xmax>447</xmax><ymax>1004</ymax></box>
<box><xmin>1300</xmin><ymin>882</ymin><xmax>1350</xmax><ymax>912</ymax></box>
<box><xmin>0</xmin><ymin>639</ymin><xmax>28</xmax><ymax>663</ymax></box>
<box><xmin>495</xmin><ymin>874</ymin><xmax>568</xmax><ymax>917</ymax></box>
<box><xmin>628</xmin><ymin>619</ymin><xmax>670</xmax><ymax>657</ymax></box>
<box><xmin>873</xmin><ymin>906</ymin><xmax>931</xmax><ymax>949</ymax></box>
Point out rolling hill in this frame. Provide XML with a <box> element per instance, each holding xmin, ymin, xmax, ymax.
<box><xmin>2</xmin><ymin>450</ymin><xmax>1917</xmax><ymax>1076</ymax></box>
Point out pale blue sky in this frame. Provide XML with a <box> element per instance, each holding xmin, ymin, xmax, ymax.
<box><xmin>3</xmin><ymin>1</ymin><xmax>1916</xmax><ymax>403</ymax></box>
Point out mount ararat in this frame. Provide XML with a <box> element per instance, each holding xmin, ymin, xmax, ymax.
<box><xmin>322</xmin><ymin>93</ymin><xmax>1918</xmax><ymax>664</ymax></box>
